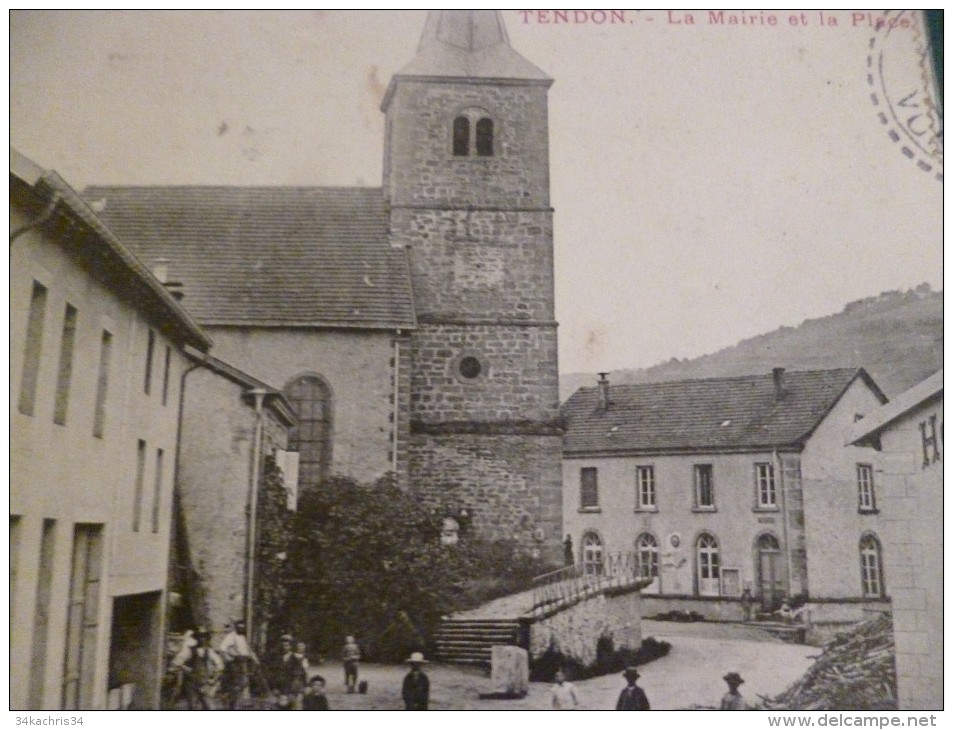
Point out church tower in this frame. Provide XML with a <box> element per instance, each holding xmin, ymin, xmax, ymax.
<box><xmin>382</xmin><ymin>11</ymin><xmax>562</xmax><ymax>561</ymax></box>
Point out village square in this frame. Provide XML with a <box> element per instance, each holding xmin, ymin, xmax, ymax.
<box><xmin>10</xmin><ymin>10</ymin><xmax>942</xmax><ymax>714</ymax></box>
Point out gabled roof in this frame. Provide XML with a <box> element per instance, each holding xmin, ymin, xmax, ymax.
<box><xmin>11</xmin><ymin>149</ymin><xmax>211</xmax><ymax>351</ymax></box>
<box><xmin>82</xmin><ymin>186</ymin><xmax>416</xmax><ymax>331</ymax></box>
<box><xmin>562</xmin><ymin>368</ymin><xmax>887</xmax><ymax>456</ymax></box>
<box><xmin>848</xmin><ymin>369</ymin><xmax>943</xmax><ymax>448</ymax></box>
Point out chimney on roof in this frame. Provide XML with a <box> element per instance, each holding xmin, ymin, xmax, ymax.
<box><xmin>152</xmin><ymin>258</ymin><xmax>170</xmax><ymax>284</ymax></box>
<box><xmin>597</xmin><ymin>372</ymin><xmax>611</xmax><ymax>410</ymax></box>
<box><xmin>772</xmin><ymin>367</ymin><xmax>786</xmax><ymax>402</ymax></box>
<box><xmin>153</xmin><ymin>258</ymin><xmax>186</xmax><ymax>301</ymax></box>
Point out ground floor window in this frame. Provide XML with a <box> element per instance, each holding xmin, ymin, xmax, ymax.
<box><xmin>635</xmin><ymin>533</ymin><xmax>659</xmax><ymax>580</ymax></box>
<box><xmin>581</xmin><ymin>531</ymin><xmax>603</xmax><ymax>575</ymax></box>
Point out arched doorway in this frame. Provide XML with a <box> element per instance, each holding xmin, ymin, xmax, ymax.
<box><xmin>635</xmin><ymin>533</ymin><xmax>660</xmax><ymax>593</ymax></box>
<box><xmin>756</xmin><ymin>533</ymin><xmax>784</xmax><ymax>611</ymax></box>
<box><xmin>696</xmin><ymin>533</ymin><xmax>720</xmax><ymax>596</ymax></box>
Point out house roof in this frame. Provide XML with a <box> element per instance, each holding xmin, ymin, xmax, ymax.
<box><xmin>848</xmin><ymin>369</ymin><xmax>943</xmax><ymax>448</ymax></box>
<box><xmin>82</xmin><ymin>186</ymin><xmax>416</xmax><ymax>331</ymax></box>
<box><xmin>184</xmin><ymin>347</ymin><xmax>297</xmax><ymax>428</ymax></box>
<box><xmin>11</xmin><ymin>149</ymin><xmax>211</xmax><ymax>351</ymax></box>
<box><xmin>562</xmin><ymin>368</ymin><xmax>887</xmax><ymax>456</ymax></box>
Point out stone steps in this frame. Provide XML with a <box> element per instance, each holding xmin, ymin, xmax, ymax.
<box><xmin>433</xmin><ymin>619</ymin><xmax>521</xmax><ymax>665</ymax></box>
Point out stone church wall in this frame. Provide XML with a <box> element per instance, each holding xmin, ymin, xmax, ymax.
<box><xmin>408</xmin><ymin>433</ymin><xmax>563</xmax><ymax>562</ymax></box>
<box><xmin>384</xmin><ymin>81</ymin><xmax>551</xmax><ymax>208</ymax></box>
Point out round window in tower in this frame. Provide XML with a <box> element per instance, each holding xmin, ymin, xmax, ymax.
<box><xmin>458</xmin><ymin>355</ymin><xmax>483</xmax><ymax>379</ymax></box>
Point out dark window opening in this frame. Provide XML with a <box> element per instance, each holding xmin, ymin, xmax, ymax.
<box><xmin>580</xmin><ymin>467</ymin><xmax>599</xmax><ymax>509</ymax></box>
<box><xmin>453</xmin><ymin>116</ymin><xmax>470</xmax><ymax>156</ymax></box>
<box><xmin>144</xmin><ymin>330</ymin><xmax>155</xmax><ymax>395</ymax></box>
<box><xmin>53</xmin><ymin>303</ymin><xmax>78</xmax><ymax>425</ymax></box>
<box><xmin>19</xmin><ymin>281</ymin><xmax>48</xmax><ymax>416</ymax></box>
<box><xmin>285</xmin><ymin>375</ymin><xmax>333</xmax><ymax>489</ymax></box>
<box><xmin>476</xmin><ymin>117</ymin><xmax>494</xmax><ymax>156</ymax></box>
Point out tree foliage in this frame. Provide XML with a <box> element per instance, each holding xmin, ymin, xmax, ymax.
<box><xmin>279</xmin><ymin>475</ymin><xmax>554</xmax><ymax>662</ymax></box>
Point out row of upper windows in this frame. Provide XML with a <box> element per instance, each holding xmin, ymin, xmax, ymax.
<box><xmin>17</xmin><ymin>279</ymin><xmax>172</xmax><ymax>436</ymax></box>
<box><xmin>576</xmin><ymin>529</ymin><xmax>886</xmax><ymax>598</ymax></box>
<box><xmin>579</xmin><ymin>463</ymin><xmax>878</xmax><ymax>514</ymax></box>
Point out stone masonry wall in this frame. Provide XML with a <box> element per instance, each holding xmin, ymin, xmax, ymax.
<box><xmin>410</xmin><ymin>323</ymin><xmax>559</xmax><ymax>424</ymax></box>
<box><xmin>391</xmin><ymin>209</ymin><xmax>555</xmax><ymax>320</ymax></box>
<box><xmin>529</xmin><ymin>590</ymin><xmax>642</xmax><ymax>666</ymax></box>
<box><xmin>409</xmin><ymin>433</ymin><xmax>563</xmax><ymax>562</ymax></box>
<box><xmin>384</xmin><ymin>81</ymin><xmax>550</xmax><ymax>208</ymax></box>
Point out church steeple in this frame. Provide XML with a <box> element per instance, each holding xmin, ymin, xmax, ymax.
<box><xmin>383</xmin><ymin>10</ymin><xmax>549</xmax><ymax>109</ymax></box>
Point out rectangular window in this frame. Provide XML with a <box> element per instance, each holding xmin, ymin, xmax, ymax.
<box><xmin>62</xmin><ymin>524</ymin><xmax>103</xmax><ymax>710</ymax></box>
<box><xmin>53</xmin><ymin>303</ymin><xmax>78</xmax><ymax>425</ymax></box>
<box><xmin>144</xmin><ymin>329</ymin><xmax>155</xmax><ymax>395</ymax></box>
<box><xmin>18</xmin><ymin>281</ymin><xmax>48</xmax><ymax>415</ymax></box>
<box><xmin>919</xmin><ymin>414</ymin><xmax>941</xmax><ymax>468</ymax></box>
<box><xmin>93</xmin><ymin>331</ymin><xmax>112</xmax><ymax>438</ymax></box>
<box><xmin>635</xmin><ymin>465</ymin><xmax>656</xmax><ymax>509</ymax></box>
<box><xmin>857</xmin><ymin>463</ymin><xmax>876</xmax><ymax>512</ymax></box>
<box><xmin>151</xmin><ymin>449</ymin><xmax>164</xmax><ymax>533</ymax></box>
<box><xmin>161</xmin><ymin>345</ymin><xmax>172</xmax><ymax>406</ymax></box>
<box><xmin>10</xmin><ymin>516</ymin><xmax>21</xmax><ymax>622</ymax></box>
<box><xmin>133</xmin><ymin>440</ymin><xmax>146</xmax><ymax>532</ymax></box>
<box><xmin>29</xmin><ymin>519</ymin><xmax>56</xmax><ymax>710</ymax></box>
<box><xmin>755</xmin><ymin>463</ymin><xmax>776</xmax><ymax>508</ymax></box>
<box><xmin>580</xmin><ymin>467</ymin><xmax>599</xmax><ymax>509</ymax></box>
<box><xmin>694</xmin><ymin>464</ymin><xmax>715</xmax><ymax>509</ymax></box>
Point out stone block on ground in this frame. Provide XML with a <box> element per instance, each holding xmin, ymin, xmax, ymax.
<box><xmin>483</xmin><ymin>645</ymin><xmax>528</xmax><ymax>699</ymax></box>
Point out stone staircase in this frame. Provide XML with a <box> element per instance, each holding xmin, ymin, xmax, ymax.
<box><xmin>433</xmin><ymin>619</ymin><xmax>522</xmax><ymax>665</ymax></box>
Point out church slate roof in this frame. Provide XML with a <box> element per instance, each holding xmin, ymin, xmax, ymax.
<box><xmin>392</xmin><ymin>10</ymin><xmax>550</xmax><ymax>82</ymax></box>
<box><xmin>82</xmin><ymin>186</ymin><xmax>416</xmax><ymax>330</ymax></box>
<box><xmin>562</xmin><ymin>368</ymin><xmax>887</xmax><ymax>456</ymax></box>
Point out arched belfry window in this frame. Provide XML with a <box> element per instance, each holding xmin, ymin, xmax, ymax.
<box><xmin>452</xmin><ymin>108</ymin><xmax>495</xmax><ymax>157</ymax></box>
<box><xmin>453</xmin><ymin>116</ymin><xmax>470</xmax><ymax>157</ymax></box>
<box><xmin>476</xmin><ymin>118</ymin><xmax>494</xmax><ymax>156</ymax></box>
<box><xmin>284</xmin><ymin>374</ymin><xmax>333</xmax><ymax>489</ymax></box>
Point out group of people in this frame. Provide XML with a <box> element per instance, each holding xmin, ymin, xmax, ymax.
<box><xmin>166</xmin><ymin>625</ymin><xmax>432</xmax><ymax>711</ymax></box>
<box><xmin>551</xmin><ymin>666</ymin><xmax>748</xmax><ymax>710</ymax></box>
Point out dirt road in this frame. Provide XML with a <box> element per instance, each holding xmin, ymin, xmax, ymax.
<box><xmin>305</xmin><ymin>621</ymin><xmax>816</xmax><ymax>710</ymax></box>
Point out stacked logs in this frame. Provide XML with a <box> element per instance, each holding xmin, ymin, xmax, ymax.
<box><xmin>758</xmin><ymin>613</ymin><xmax>898</xmax><ymax>711</ymax></box>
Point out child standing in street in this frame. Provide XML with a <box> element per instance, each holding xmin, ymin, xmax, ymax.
<box><xmin>341</xmin><ymin>635</ymin><xmax>361</xmax><ymax>694</ymax></box>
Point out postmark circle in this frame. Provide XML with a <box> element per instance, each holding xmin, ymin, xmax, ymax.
<box><xmin>867</xmin><ymin>10</ymin><xmax>942</xmax><ymax>181</ymax></box>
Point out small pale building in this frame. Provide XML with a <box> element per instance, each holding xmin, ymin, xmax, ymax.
<box><xmin>10</xmin><ymin>150</ymin><xmax>211</xmax><ymax>709</ymax></box>
<box><xmin>561</xmin><ymin>368</ymin><xmax>889</xmax><ymax>623</ymax></box>
<box><xmin>848</xmin><ymin>370</ymin><xmax>943</xmax><ymax>710</ymax></box>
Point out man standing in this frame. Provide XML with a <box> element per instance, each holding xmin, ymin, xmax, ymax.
<box><xmin>616</xmin><ymin>666</ymin><xmax>650</xmax><ymax>710</ymax></box>
<box><xmin>171</xmin><ymin>626</ymin><xmax>224</xmax><ymax>710</ymax></box>
<box><xmin>271</xmin><ymin>634</ymin><xmax>307</xmax><ymax>710</ymax></box>
<box><xmin>719</xmin><ymin>672</ymin><xmax>747</xmax><ymax>710</ymax></box>
<box><xmin>219</xmin><ymin>620</ymin><xmax>258</xmax><ymax>709</ymax></box>
<box><xmin>401</xmin><ymin>652</ymin><xmax>430</xmax><ymax>710</ymax></box>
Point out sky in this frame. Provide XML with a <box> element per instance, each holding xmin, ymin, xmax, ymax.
<box><xmin>9</xmin><ymin>10</ymin><xmax>943</xmax><ymax>376</ymax></box>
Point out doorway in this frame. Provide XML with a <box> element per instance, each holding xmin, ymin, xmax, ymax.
<box><xmin>756</xmin><ymin>534</ymin><xmax>784</xmax><ymax>611</ymax></box>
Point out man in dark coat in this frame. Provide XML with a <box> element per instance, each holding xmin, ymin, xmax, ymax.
<box><xmin>616</xmin><ymin>666</ymin><xmax>650</xmax><ymax>710</ymax></box>
<box><xmin>401</xmin><ymin>652</ymin><xmax>430</xmax><ymax>710</ymax></box>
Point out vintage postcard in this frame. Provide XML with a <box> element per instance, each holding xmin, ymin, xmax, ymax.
<box><xmin>9</xmin><ymin>10</ymin><xmax>942</xmax><ymax>718</ymax></box>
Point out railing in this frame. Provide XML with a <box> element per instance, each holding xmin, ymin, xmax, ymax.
<box><xmin>530</xmin><ymin>552</ymin><xmax>644</xmax><ymax>615</ymax></box>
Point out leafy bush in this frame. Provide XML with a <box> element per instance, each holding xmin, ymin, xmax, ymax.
<box><xmin>278</xmin><ymin>475</ymin><xmax>556</xmax><ymax>662</ymax></box>
<box><xmin>529</xmin><ymin>635</ymin><xmax>671</xmax><ymax>682</ymax></box>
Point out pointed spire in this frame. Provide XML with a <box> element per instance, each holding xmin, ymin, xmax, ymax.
<box><xmin>395</xmin><ymin>10</ymin><xmax>550</xmax><ymax>82</ymax></box>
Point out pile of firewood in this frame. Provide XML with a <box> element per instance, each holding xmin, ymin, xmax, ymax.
<box><xmin>757</xmin><ymin>613</ymin><xmax>897</xmax><ymax>711</ymax></box>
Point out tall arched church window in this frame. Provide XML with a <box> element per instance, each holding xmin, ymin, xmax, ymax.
<box><xmin>476</xmin><ymin>118</ymin><xmax>494</xmax><ymax>156</ymax></box>
<box><xmin>284</xmin><ymin>375</ymin><xmax>332</xmax><ymax>489</ymax></box>
<box><xmin>453</xmin><ymin>116</ymin><xmax>470</xmax><ymax>157</ymax></box>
